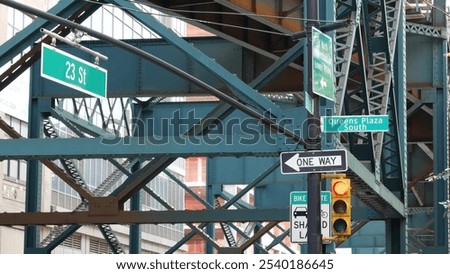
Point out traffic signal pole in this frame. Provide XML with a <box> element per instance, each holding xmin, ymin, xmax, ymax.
<box><xmin>306</xmin><ymin>0</ymin><xmax>322</xmax><ymax>254</ymax></box>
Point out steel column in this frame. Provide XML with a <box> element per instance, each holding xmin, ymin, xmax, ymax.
<box><xmin>434</xmin><ymin>0</ymin><xmax>449</xmax><ymax>252</ymax></box>
<box><xmin>433</xmin><ymin>87</ymin><xmax>448</xmax><ymax>251</ymax></box>
<box><xmin>23</xmin><ymin>96</ymin><xmax>44</xmax><ymax>253</ymax></box>
<box><xmin>305</xmin><ymin>0</ymin><xmax>322</xmax><ymax>255</ymax></box>
<box><xmin>129</xmin><ymin>167</ymin><xmax>142</xmax><ymax>254</ymax></box>
<box><xmin>393</xmin><ymin>1</ymin><xmax>408</xmax><ymax>253</ymax></box>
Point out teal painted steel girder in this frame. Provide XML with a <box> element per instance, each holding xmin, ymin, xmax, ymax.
<box><xmin>0</xmin><ymin>208</ymin><xmax>289</xmax><ymax>225</ymax></box>
<box><xmin>0</xmin><ymin>0</ymin><xmax>414</xmax><ymax>254</ymax></box>
<box><xmin>362</xmin><ymin>0</ymin><xmax>391</xmax><ymax>64</ymax></box>
<box><xmin>13</xmin><ymin>1</ymin><xmax>306</xmax><ymax>147</ymax></box>
<box><xmin>406</xmin><ymin>35</ymin><xmax>442</xmax><ymax>88</ymax></box>
<box><xmin>433</xmin><ymin>87</ymin><xmax>448</xmax><ymax>248</ymax></box>
<box><xmin>107</xmin><ymin>103</ymin><xmax>236</xmax><ymax>211</ymax></box>
<box><xmin>393</xmin><ymin>5</ymin><xmax>408</xmax><ymax>254</ymax></box>
<box><xmin>406</xmin><ymin>22</ymin><xmax>445</xmax><ymax>38</ymax></box>
<box><xmin>138</xmin><ymin>101</ymin><xmax>308</xmax><ymax>143</ymax></box>
<box><xmin>335</xmin><ymin>0</ymin><xmax>375</xmax><ymax>166</ymax></box>
<box><xmin>0</xmin><ymin>136</ymin><xmax>298</xmax><ymax>160</ymax></box>
<box><xmin>32</xmin><ymin>38</ymin><xmax>247</xmax><ymax>98</ymax></box>
<box><xmin>24</xmin><ymin>97</ymin><xmax>43</xmax><ymax>253</ymax></box>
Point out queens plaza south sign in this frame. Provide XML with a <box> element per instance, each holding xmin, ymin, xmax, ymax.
<box><xmin>321</xmin><ymin>115</ymin><xmax>389</xmax><ymax>133</ymax></box>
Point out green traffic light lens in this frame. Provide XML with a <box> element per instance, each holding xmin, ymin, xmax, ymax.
<box><xmin>333</xmin><ymin>200</ymin><xmax>347</xmax><ymax>214</ymax></box>
<box><xmin>333</xmin><ymin>218</ymin><xmax>347</xmax><ymax>233</ymax></box>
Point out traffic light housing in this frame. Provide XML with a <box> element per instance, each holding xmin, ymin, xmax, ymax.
<box><xmin>331</xmin><ymin>178</ymin><xmax>351</xmax><ymax>237</ymax></box>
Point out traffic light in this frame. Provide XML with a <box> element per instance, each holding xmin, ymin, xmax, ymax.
<box><xmin>331</xmin><ymin>178</ymin><xmax>351</xmax><ymax>237</ymax></box>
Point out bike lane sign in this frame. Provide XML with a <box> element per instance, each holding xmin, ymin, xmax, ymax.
<box><xmin>290</xmin><ymin>191</ymin><xmax>331</xmax><ymax>243</ymax></box>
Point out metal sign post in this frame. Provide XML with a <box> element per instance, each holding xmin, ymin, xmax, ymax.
<box><xmin>306</xmin><ymin>0</ymin><xmax>322</xmax><ymax>254</ymax></box>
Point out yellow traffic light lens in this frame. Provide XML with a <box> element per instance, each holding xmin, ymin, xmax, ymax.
<box><xmin>333</xmin><ymin>200</ymin><xmax>347</xmax><ymax>214</ymax></box>
<box><xmin>331</xmin><ymin>178</ymin><xmax>351</xmax><ymax>237</ymax></box>
<box><xmin>332</xmin><ymin>180</ymin><xmax>349</xmax><ymax>196</ymax></box>
<box><xmin>333</xmin><ymin>218</ymin><xmax>348</xmax><ymax>233</ymax></box>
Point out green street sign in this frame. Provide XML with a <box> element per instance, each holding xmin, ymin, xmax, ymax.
<box><xmin>304</xmin><ymin>92</ymin><xmax>313</xmax><ymax>115</ymax></box>
<box><xmin>321</xmin><ymin>115</ymin><xmax>389</xmax><ymax>133</ymax></box>
<box><xmin>290</xmin><ymin>191</ymin><xmax>331</xmax><ymax>205</ymax></box>
<box><xmin>312</xmin><ymin>27</ymin><xmax>334</xmax><ymax>101</ymax></box>
<box><xmin>41</xmin><ymin>43</ymin><xmax>107</xmax><ymax>98</ymax></box>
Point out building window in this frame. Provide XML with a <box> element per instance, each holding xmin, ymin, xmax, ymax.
<box><xmin>89</xmin><ymin>237</ymin><xmax>113</xmax><ymax>254</ymax></box>
<box><xmin>2</xmin><ymin>115</ymin><xmax>27</xmax><ymax>181</ymax></box>
<box><xmin>61</xmin><ymin>233</ymin><xmax>82</xmax><ymax>250</ymax></box>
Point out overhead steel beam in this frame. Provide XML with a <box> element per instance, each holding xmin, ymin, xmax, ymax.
<box><xmin>109</xmin><ymin>102</ymin><xmax>239</xmax><ymax>206</ymax></box>
<box><xmin>31</xmin><ymin>37</ymin><xmax>301</xmax><ymax>97</ymax></box>
<box><xmin>0</xmin><ymin>135</ymin><xmax>298</xmax><ymax>160</ymax></box>
<box><xmin>0</xmin><ymin>209</ymin><xmax>289</xmax><ymax>225</ymax></box>
<box><xmin>405</xmin><ymin>22</ymin><xmax>445</xmax><ymax>38</ymax></box>
<box><xmin>0</xmin><ymin>0</ymin><xmax>307</xmax><ymax>146</ymax></box>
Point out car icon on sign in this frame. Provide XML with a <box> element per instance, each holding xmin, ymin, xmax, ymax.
<box><xmin>293</xmin><ymin>207</ymin><xmax>307</xmax><ymax>218</ymax></box>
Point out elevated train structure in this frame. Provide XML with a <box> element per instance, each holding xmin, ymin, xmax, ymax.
<box><xmin>0</xmin><ymin>0</ymin><xmax>448</xmax><ymax>253</ymax></box>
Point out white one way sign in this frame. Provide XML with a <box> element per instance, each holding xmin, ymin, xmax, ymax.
<box><xmin>280</xmin><ymin>149</ymin><xmax>347</xmax><ymax>174</ymax></box>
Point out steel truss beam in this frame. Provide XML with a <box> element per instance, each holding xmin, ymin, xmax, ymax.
<box><xmin>0</xmin><ymin>209</ymin><xmax>289</xmax><ymax>225</ymax></box>
<box><xmin>362</xmin><ymin>0</ymin><xmax>401</xmax><ymax>163</ymax></box>
<box><xmin>335</xmin><ymin>0</ymin><xmax>374</xmax><ymax>166</ymax></box>
<box><xmin>0</xmin><ymin>136</ymin><xmax>297</xmax><ymax>159</ymax></box>
<box><xmin>0</xmin><ymin>0</ymin><xmax>413</xmax><ymax>253</ymax></box>
<box><xmin>0</xmin><ymin>1</ymin><xmax>305</xmax><ymax>146</ymax></box>
<box><xmin>405</xmin><ymin>22</ymin><xmax>445</xmax><ymax>38</ymax></box>
<box><xmin>30</xmin><ymin>37</ymin><xmax>299</xmax><ymax>97</ymax></box>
